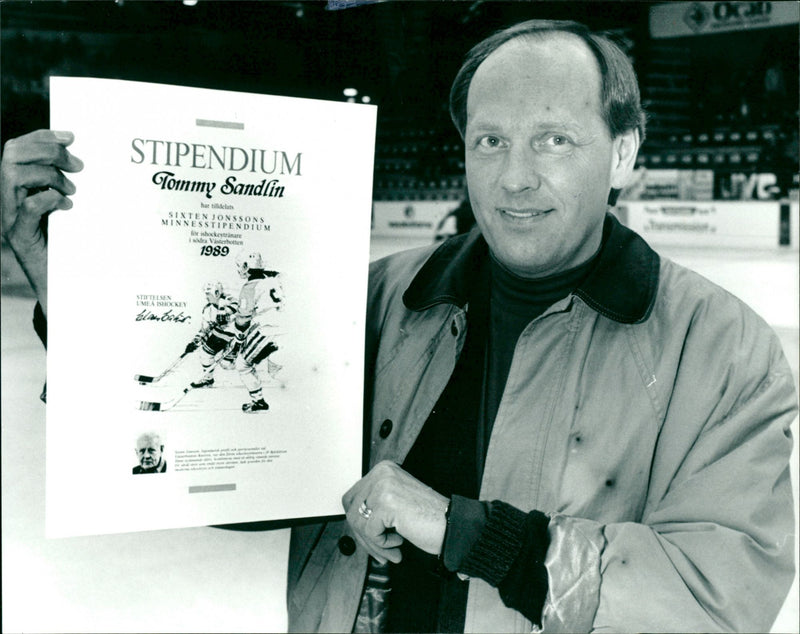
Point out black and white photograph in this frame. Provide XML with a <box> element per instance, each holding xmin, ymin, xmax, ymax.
<box><xmin>2</xmin><ymin>1</ymin><xmax>798</xmax><ymax>632</ymax></box>
<box><xmin>133</xmin><ymin>431</ymin><xmax>168</xmax><ymax>474</ymax></box>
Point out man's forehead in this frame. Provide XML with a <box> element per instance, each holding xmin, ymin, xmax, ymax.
<box><xmin>490</xmin><ymin>30</ymin><xmax>594</xmax><ymax>63</ymax></box>
<box><xmin>466</xmin><ymin>32</ymin><xmax>603</xmax><ymax>124</ymax></box>
<box><xmin>475</xmin><ymin>32</ymin><xmax>599</xmax><ymax>87</ymax></box>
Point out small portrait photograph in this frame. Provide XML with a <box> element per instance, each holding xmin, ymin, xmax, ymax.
<box><xmin>132</xmin><ymin>432</ymin><xmax>167</xmax><ymax>475</ymax></box>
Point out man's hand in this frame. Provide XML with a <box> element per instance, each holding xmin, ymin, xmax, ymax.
<box><xmin>1</xmin><ymin>129</ymin><xmax>83</xmax><ymax>316</ymax></box>
<box><xmin>342</xmin><ymin>460</ymin><xmax>449</xmax><ymax>565</ymax></box>
<box><xmin>1</xmin><ymin>129</ymin><xmax>83</xmax><ymax>242</ymax></box>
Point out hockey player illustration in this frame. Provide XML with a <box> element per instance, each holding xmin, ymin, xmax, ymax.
<box><xmin>136</xmin><ymin>255</ymin><xmax>285</xmax><ymax>413</ymax></box>
<box><xmin>232</xmin><ymin>250</ymin><xmax>284</xmax><ymax>413</ymax></box>
<box><xmin>186</xmin><ymin>281</ymin><xmax>239</xmax><ymax>388</ymax></box>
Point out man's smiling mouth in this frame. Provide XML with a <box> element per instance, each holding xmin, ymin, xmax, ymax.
<box><xmin>498</xmin><ymin>207</ymin><xmax>554</xmax><ymax>219</ymax></box>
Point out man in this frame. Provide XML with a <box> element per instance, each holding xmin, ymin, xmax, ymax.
<box><xmin>232</xmin><ymin>250</ymin><xmax>285</xmax><ymax>412</ymax></box>
<box><xmin>186</xmin><ymin>281</ymin><xmax>239</xmax><ymax>389</ymax></box>
<box><xmin>1</xmin><ymin>19</ymin><xmax>795</xmax><ymax>634</ymax></box>
<box><xmin>0</xmin><ymin>129</ymin><xmax>81</xmax><ymax>323</ymax></box>
<box><xmin>132</xmin><ymin>432</ymin><xmax>167</xmax><ymax>474</ymax></box>
<box><xmin>287</xmin><ymin>20</ymin><xmax>796</xmax><ymax>634</ymax></box>
<box><xmin>434</xmin><ymin>198</ymin><xmax>475</xmax><ymax>242</ymax></box>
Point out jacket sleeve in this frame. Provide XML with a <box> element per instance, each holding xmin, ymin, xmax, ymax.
<box><xmin>33</xmin><ymin>302</ymin><xmax>47</xmax><ymax>402</ymax></box>
<box><xmin>33</xmin><ymin>301</ymin><xmax>47</xmax><ymax>348</ymax></box>
<box><xmin>542</xmin><ymin>310</ymin><xmax>797</xmax><ymax>632</ymax></box>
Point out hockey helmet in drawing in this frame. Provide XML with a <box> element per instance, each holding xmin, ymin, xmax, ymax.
<box><xmin>236</xmin><ymin>250</ymin><xmax>264</xmax><ymax>278</ymax></box>
<box><xmin>203</xmin><ymin>281</ymin><xmax>224</xmax><ymax>299</ymax></box>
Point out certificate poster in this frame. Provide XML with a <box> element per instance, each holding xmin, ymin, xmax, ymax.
<box><xmin>46</xmin><ymin>77</ymin><xmax>375</xmax><ymax>538</ymax></box>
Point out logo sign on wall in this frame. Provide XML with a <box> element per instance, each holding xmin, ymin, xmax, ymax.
<box><xmin>619</xmin><ymin>169</ymin><xmax>714</xmax><ymax>201</ymax></box>
<box><xmin>617</xmin><ymin>200</ymin><xmax>788</xmax><ymax>248</ymax></box>
<box><xmin>715</xmin><ymin>172</ymin><xmax>783</xmax><ymax>200</ymax></box>
<box><xmin>650</xmin><ymin>2</ymin><xmax>799</xmax><ymax>38</ymax></box>
<box><xmin>372</xmin><ymin>200</ymin><xmax>457</xmax><ymax>239</ymax></box>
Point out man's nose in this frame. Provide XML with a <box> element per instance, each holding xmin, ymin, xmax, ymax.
<box><xmin>500</xmin><ymin>145</ymin><xmax>542</xmax><ymax>194</ymax></box>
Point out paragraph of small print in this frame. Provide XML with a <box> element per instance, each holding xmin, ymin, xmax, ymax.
<box><xmin>174</xmin><ymin>447</ymin><xmax>288</xmax><ymax>471</ymax></box>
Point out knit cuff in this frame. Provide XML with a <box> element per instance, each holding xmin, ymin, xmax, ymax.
<box><xmin>442</xmin><ymin>495</ymin><xmax>489</xmax><ymax>572</ymax></box>
<box><xmin>458</xmin><ymin>499</ymin><xmax>528</xmax><ymax>586</ymax></box>
<box><xmin>498</xmin><ymin>509</ymin><xmax>550</xmax><ymax>627</ymax></box>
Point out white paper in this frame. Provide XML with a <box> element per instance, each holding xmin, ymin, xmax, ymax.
<box><xmin>46</xmin><ymin>77</ymin><xmax>375</xmax><ymax>537</ymax></box>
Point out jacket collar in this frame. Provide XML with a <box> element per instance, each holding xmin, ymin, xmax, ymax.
<box><xmin>402</xmin><ymin>213</ymin><xmax>660</xmax><ymax>324</ymax></box>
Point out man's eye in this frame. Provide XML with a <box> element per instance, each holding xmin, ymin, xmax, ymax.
<box><xmin>476</xmin><ymin>135</ymin><xmax>505</xmax><ymax>149</ymax></box>
<box><xmin>543</xmin><ymin>134</ymin><xmax>573</xmax><ymax>150</ymax></box>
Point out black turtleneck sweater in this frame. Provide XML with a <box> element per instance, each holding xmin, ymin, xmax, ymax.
<box><xmin>385</xmin><ymin>247</ymin><xmax>599</xmax><ymax>633</ymax></box>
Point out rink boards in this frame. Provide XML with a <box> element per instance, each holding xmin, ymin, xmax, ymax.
<box><xmin>373</xmin><ymin>199</ymin><xmax>800</xmax><ymax>250</ymax></box>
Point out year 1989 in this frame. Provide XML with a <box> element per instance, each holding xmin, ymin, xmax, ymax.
<box><xmin>200</xmin><ymin>245</ymin><xmax>230</xmax><ymax>256</ymax></box>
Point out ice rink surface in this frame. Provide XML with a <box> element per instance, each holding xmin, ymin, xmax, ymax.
<box><xmin>3</xmin><ymin>237</ymin><xmax>798</xmax><ymax>633</ymax></box>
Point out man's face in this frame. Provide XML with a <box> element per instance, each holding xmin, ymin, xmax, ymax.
<box><xmin>136</xmin><ymin>437</ymin><xmax>163</xmax><ymax>469</ymax></box>
<box><xmin>464</xmin><ymin>34</ymin><xmax>636</xmax><ymax>277</ymax></box>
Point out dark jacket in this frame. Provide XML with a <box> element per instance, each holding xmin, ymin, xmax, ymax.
<box><xmin>288</xmin><ymin>215</ymin><xmax>796</xmax><ymax>632</ymax></box>
<box><xmin>132</xmin><ymin>461</ymin><xmax>167</xmax><ymax>474</ymax></box>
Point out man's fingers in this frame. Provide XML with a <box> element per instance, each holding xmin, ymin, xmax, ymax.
<box><xmin>344</xmin><ymin>494</ymin><xmax>405</xmax><ymax>565</ymax></box>
<box><xmin>351</xmin><ymin>531</ymin><xmax>403</xmax><ymax>565</ymax></box>
<box><xmin>341</xmin><ymin>486</ymin><xmax>357</xmax><ymax>512</ymax></box>
<box><xmin>3</xmin><ymin>133</ymin><xmax>83</xmax><ymax>173</ymax></box>
<box><xmin>7</xmin><ymin>164</ymin><xmax>77</xmax><ymax>197</ymax></box>
<box><xmin>351</xmin><ymin>532</ymin><xmax>385</xmax><ymax>564</ymax></box>
<box><xmin>10</xmin><ymin>141</ymin><xmax>83</xmax><ymax>172</ymax></box>
<box><xmin>11</xmin><ymin>129</ymin><xmax>74</xmax><ymax>145</ymax></box>
<box><xmin>380</xmin><ymin>546</ymin><xmax>402</xmax><ymax>564</ymax></box>
<box><xmin>23</xmin><ymin>189</ymin><xmax>74</xmax><ymax>216</ymax></box>
<box><xmin>373</xmin><ymin>529</ymin><xmax>404</xmax><ymax>550</ymax></box>
<box><xmin>3</xmin><ymin>188</ymin><xmax>71</xmax><ymax>235</ymax></box>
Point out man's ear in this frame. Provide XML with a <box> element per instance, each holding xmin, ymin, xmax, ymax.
<box><xmin>610</xmin><ymin>127</ymin><xmax>640</xmax><ymax>191</ymax></box>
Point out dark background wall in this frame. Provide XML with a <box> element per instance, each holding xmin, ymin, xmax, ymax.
<box><xmin>3</xmin><ymin>0</ymin><xmax>797</xmax><ymax>204</ymax></box>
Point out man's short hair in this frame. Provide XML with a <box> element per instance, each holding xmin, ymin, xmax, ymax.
<box><xmin>449</xmin><ymin>19</ymin><xmax>647</xmax><ymax>143</ymax></box>
<box><xmin>137</xmin><ymin>432</ymin><xmax>162</xmax><ymax>448</ymax></box>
